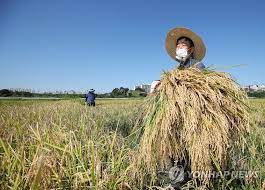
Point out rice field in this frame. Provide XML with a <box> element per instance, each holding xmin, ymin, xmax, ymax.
<box><xmin>0</xmin><ymin>98</ymin><xmax>265</xmax><ymax>189</ymax></box>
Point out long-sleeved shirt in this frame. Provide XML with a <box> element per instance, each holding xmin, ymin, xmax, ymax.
<box><xmin>178</xmin><ymin>58</ymin><xmax>205</xmax><ymax>70</ymax></box>
<box><xmin>85</xmin><ymin>92</ymin><xmax>96</xmax><ymax>103</ymax></box>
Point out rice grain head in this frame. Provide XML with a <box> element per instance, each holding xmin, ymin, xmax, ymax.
<box><xmin>135</xmin><ymin>67</ymin><xmax>249</xmax><ymax>185</ymax></box>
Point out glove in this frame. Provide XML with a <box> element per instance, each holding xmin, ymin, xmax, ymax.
<box><xmin>150</xmin><ymin>80</ymin><xmax>161</xmax><ymax>93</ymax></box>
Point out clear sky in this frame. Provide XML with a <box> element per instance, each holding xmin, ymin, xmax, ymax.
<box><xmin>0</xmin><ymin>0</ymin><xmax>265</xmax><ymax>93</ymax></box>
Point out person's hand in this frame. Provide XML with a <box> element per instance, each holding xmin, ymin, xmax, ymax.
<box><xmin>149</xmin><ymin>80</ymin><xmax>161</xmax><ymax>95</ymax></box>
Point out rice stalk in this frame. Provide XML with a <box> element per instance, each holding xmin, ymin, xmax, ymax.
<box><xmin>135</xmin><ymin>67</ymin><xmax>250</xmax><ymax>186</ymax></box>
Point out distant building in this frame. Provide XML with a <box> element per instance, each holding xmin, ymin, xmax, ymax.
<box><xmin>243</xmin><ymin>86</ymin><xmax>249</xmax><ymax>92</ymax></box>
<box><xmin>259</xmin><ymin>85</ymin><xmax>265</xmax><ymax>91</ymax></box>
<box><xmin>134</xmin><ymin>84</ymin><xmax>151</xmax><ymax>93</ymax></box>
<box><xmin>243</xmin><ymin>84</ymin><xmax>265</xmax><ymax>92</ymax></box>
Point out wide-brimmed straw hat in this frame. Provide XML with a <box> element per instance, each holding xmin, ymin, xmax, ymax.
<box><xmin>165</xmin><ymin>27</ymin><xmax>206</xmax><ymax>61</ymax></box>
<box><xmin>89</xmin><ymin>89</ymin><xmax>95</xmax><ymax>92</ymax></box>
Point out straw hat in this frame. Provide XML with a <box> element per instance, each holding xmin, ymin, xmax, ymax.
<box><xmin>165</xmin><ymin>27</ymin><xmax>206</xmax><ymax>61</ymax></box>
<box><xmin>89</xmin><ymin>89</ymin><xmax>95</xmax><ymax>92</ymax></box>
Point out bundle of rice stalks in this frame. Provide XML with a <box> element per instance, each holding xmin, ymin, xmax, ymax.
<box><xmin>135</xmin><ymin>67</ymin><xmax>249</xmax><ymax>185</ymax></box>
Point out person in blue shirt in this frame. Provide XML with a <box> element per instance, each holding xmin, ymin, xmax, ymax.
<box><xmin>85</xmin><ymin>89</ymin><xmax>96</xmax><ymax>106</ymax></box>
<box><xmin>150</xmin><ymin>27</ymin><xmax>206</xmax><ymax>95</ymax></box>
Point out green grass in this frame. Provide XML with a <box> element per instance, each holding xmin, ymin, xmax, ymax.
<box><xmin>0</xmin><ymin>98</ymin><xmax>264</xmax><ymax>189</ymax></box>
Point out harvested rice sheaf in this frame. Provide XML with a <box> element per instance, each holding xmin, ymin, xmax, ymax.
<box><xmin>137</xmin><ymin>67</ymin><xmax>249</xmax><ymax>185</ymax></box>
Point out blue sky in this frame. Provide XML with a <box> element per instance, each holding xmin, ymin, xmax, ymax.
<box><xmin>0</xmin><ymin>0</ymin><xmax>265</xmax><ymax>93</ymax></box>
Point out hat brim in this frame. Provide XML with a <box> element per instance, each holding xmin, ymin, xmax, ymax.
<box><xmin>165</xmin><ymin>27</ymin><xmax>206</xmax><ymax>61</ymax></box>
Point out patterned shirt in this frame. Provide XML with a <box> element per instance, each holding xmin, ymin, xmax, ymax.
<box><xmin>178</xmin><ymin>58</ymin><xmax>205</xmax><ymax>70</ymax></box>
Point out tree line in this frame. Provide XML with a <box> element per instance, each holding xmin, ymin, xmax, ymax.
<box><xmin>247</xmin><ymin>91</ymin><xmax>265</xmax><ymax>98</ymax></box>
<box><xmin>2</xmin><ymin>88</ymin><xmax>265</xmax><ymax>98</ymax></box>
<box><xmin>0</xmin><ymin>87</ymin><xmax>147</xmax><ymax>98</ymax></box>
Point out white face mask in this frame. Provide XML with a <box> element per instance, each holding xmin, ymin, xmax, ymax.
<box><xmin>176</xmin><ymin>48</ymin><xmax>188</xmax><ymax>59</ymax></box>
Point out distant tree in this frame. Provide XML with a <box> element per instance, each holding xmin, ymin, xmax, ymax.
<box><xmin>119</xmin><ymin>87</ymin><xmax>129</xmax><ymax>96</ymax></box>
<box><xmin>248</xmin><ymin>91</ymin><xmax>265</xmax><ymax>98</ymax></box>
<box><xmin>111</xmin><ymin>87</ymin><xmax>130</xmax><ymax>97</ymax></box>
<box><xmin>111</xmin><ymin>88</ymin><xmax>120</xmax><ymax>97</ymax></box>
<box><xmin>135</xmin><ymin>87</ymin><xmax>145</xmax><ymax>92</ymax></box>
<box><xmin>109</xmin><ymin>87</ymin><xmax>147</xmax><ymax>98</ymax></box>
<box><xmin>0</xmin><ymin>89</ymin><xmax>12</xmax><ymax>97</ymax></box>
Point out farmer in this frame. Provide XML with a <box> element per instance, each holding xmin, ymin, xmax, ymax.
<box><xmin>85</xmin><ymin>89</ymin><xmax>96</xmax><ymax>106</ymax></box>
<box><xmin>150</xmin><ymin>27</ymin><xmax>206</xmax><ymax>94</ymax></box>
<box><xmin>151</xmin><ymin>27</ymin><xmax>207</xmax><ymax>187</ymax></box>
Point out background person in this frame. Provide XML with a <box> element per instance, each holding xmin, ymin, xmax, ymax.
<box><xmin>85</xmin><ymin>89</ymin><xmax>96</xmax><ymax>106</ymax></box>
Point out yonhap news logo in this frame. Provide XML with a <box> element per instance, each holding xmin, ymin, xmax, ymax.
<box><xmin>168</xmin><ymin>165</ymin><xmax>259</xmax><ymax>183</ymax></box>
<box><xmin>168</xmin><ymin>165</ymin><xmax>185</xmax><ymax>183</ymax></box>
